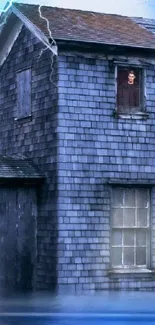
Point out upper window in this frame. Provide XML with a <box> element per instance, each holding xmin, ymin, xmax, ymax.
<box><xmin>117</xmin><ymin>67</ymin><xmax>144</xmax><ymax>114</ymax></box>
<box><xmin>16</xmin><ymin>69</ymin><xmax>31</xmax><ymax>119</ymax></box>
<box><xmin>111</xmin><ymin>187</ymin><xmax>150</xmax><ymax>270</ymax></box>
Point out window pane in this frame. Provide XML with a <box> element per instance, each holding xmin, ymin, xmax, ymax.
<box><xmin>124</xmin><ymin>208</ymin><xmax>135</xmax><ymax>227</ymax></box>
<box><xmin>124</xmin><ymin>247</ymin><xmax>134</xmax><ymax>265</ymax></box>
<box><xmin>111</xmin><ymin>187</ymin><xmax>150</xmax><ymax>269</ymax></box>
<box><xmin>112</xmin><ymin>208</ymin><xmax>123</xmax><ymax>226</ymax></box>
<box><xmin>136</xmin><ymin>230</ymin><xmax>146</xmax><ymax>246</ymax></box>
<box><xmin>137</xmin><ymin>208</ymin><xmax>147</xmax><ymax>227</ymax></box>
<box><xmin>111</xmin><ymin>230</ymin><xmax>122</xmax><ymax>246</ymax></box>
<box><xmin>123</xmin><ymin>230</ymin><xmax>134</xmax><ymax>246</ymax></box>
<box><xmin>111</xmin><ymin>247</ymin><xmax>122</xmax><ymax>266</ymax></box>
<box><xmin>125</xmin><ymin>188</ymin><xmax>135</xmax><ymax>207</ymax></box>
<box><xmin>136</xmin><ymin>247</ymin><xmax>146</xmax><ymax>265</ymax></box>
<box><xmin>113</xmin><ymin>188</ymin><xmax>123</xmax><ymax>207</ymax></box>
<box><xmin>137</xmin><ymin>189</ymin><xmax>148</xmax><ymax>208</ymax></box>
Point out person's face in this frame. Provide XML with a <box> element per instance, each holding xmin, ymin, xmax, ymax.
<box><xmin>128</xmin><ymin>73</ymin><xmax>136</xmax><ymax>84</ymax></box>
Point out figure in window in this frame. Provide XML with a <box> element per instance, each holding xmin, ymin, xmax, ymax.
<box><xmin>117</xmin><ymin>70</ymin><xmax>140</xmax><ymax>113</ymax></box>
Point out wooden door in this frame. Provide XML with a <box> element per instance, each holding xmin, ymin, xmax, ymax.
<box><xmin>0</xmin><ymin>187</ymin><xmax>37</xmax><ymax>292</ymax></box>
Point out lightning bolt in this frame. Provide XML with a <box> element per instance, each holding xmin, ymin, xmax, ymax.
<box><xmin>0</xmin><ymin>0</ymin><xmax>13</xmax><ymax>12</ymax></box>
<box><xmin>38</xmin><ymin>5</ymin><xmax>58</xmax><ymax>85</ymax></box>
<box><xmin>0</xmin><ymin>2</ymin><xmax>58</xmax><ymax>84</ymax></box>
<box><xmin>0</xmin><ymin>0</ymin><xmax>14</xmax><ymax>29</ymax></box>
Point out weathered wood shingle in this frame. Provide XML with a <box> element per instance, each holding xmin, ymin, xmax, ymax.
<box><xmin>13</xmin><ymin>2</ymin><xmax>155</xmax><ymax>50</ymax></box>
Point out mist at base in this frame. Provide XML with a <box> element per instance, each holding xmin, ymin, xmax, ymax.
<box><xmin>0</xmin><ymin>291</ymin><xmax>154</xmax><ymax>313</ymax></box>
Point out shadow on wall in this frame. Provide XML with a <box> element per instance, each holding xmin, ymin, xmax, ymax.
<box><xmin>3</xmin><ymin>245</ymin><xmax>33</xmax><ymax>294</ymax></box>
<box><xmin>18</xmin><ymin>245</ymin><xmax>33</xmax><ymax>292</ymax></box>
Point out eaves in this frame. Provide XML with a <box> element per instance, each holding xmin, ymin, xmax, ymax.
<box><xmin>56</xmin><ymin>38</ymin><xmax>155</xmax><ymax>56</ymax></box>
<box><xmin>0</xmin><ymin>4</ymin><xmax>57</xmax><ymax>68</ymax></box>
<box><xmin>12</xmin><ymin>5</ymin><xmax>57</xmax><ymax>55</ymax></box>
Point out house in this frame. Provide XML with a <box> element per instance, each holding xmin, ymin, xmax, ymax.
<box><xmin>0</xmin><ymin>2</ymin><xmax>155</xmax><ymax>293</ymax></box>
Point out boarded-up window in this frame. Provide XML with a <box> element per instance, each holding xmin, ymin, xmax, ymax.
<box><xmin>111</xmin><ymin>187</ymin><xmax>150</xmax><ymax>269</ymax></box>
<box><xmin>16</xmin><ymin>69</ymin><xmax>31</xmax><ymax>119</ymax></box>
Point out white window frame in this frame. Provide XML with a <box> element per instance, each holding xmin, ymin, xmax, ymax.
<box><xmin>110</xmin><ymin>187</ymin><xmax>150</xmax><ymax>270</ymax></box>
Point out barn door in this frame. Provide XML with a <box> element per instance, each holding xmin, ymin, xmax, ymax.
<box><xmin>0</xmin><ymin>187</ymin><xmax>37</xmax><ymax>292</ymax></box>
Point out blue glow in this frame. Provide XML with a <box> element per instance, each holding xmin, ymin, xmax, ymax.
<box><xmin>0</xmin><ymin>0</ymin><xmax>13</xmax><ymax>12</ymax></box>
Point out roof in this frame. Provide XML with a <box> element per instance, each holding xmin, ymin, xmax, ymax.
<box><xmin>11</xmin><ymin>2</ymin><xmax>155</xmax><ymax>50</ymax></box>
<box><xmin>132</xmin><ymin>17</ymin><xmax>155</xmax><ymax>34</ymax></box>
<box><xmin>0</xmin><ymin>155</ymin><xmax>44</xmax><ymax>180</ymax></box>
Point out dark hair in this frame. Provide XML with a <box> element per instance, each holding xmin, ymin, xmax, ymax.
<box><xmin>128</xmin><ymin>70</ymin><xmax>135</xmax><ymax>76</ymax></box>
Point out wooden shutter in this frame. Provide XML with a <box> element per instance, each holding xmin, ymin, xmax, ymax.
<box><xmin>16</xmin><ymin>69</ymin><xmax>31</xmax><ymax>118</ymax></box>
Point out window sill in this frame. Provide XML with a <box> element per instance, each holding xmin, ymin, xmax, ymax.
<box><xmin>113</xmin><ymin>111</ymin><xmax>149</xmax><ymax>120</ymax></box>
<box><xmin>14</xmin><ymin>115</ymin><xmax>32</xmax><ymax>123</ymax></box>
<box><xmin>108</xmin><ymin>268</ymin><xmax>155</xmax><ymax>274</ymax></box>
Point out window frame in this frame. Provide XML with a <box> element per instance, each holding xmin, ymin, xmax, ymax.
<box><xmin>110</xmin><ymin>186</ymin><xmax>151</xmax><ymax>271</ymax></box>
<box><xmin>114</xmin><ymin>64</ymin><xmax>147</xmax><ymax>118</ymax></box>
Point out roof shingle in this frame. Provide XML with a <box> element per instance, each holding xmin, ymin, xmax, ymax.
<box><xmin>13</xmin><ymin>3</ymin><xmax>155</xmax><ymax>50</ymax></box>
<box><xmin>0</xmin><ymin>155</ymin><xmax>44</xmax><ymax>180</ymax></box>
<box><xmin>132</xmin><ymin>17</ymin><xmax>155</xmax><ymax>34</ymax></box>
